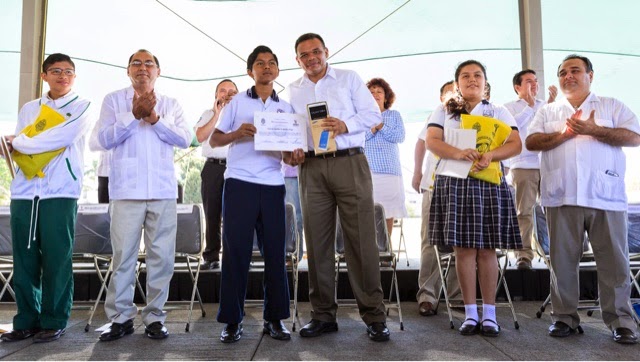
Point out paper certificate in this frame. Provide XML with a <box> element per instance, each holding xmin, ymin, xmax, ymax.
<box><xmin>434</xmin><ymin>128</ymin><xmax>476</xmax><ymax>179</ymax></box>
<box><xmin>254</xmin><ymin>112</ymin><xmax>308</xmax><ymax>151</ymax></box>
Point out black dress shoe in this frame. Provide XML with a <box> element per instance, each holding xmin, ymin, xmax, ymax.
<box><xmin>480</xmin><ymin>319</ymin><xmax>500</xmax><ymax>337</ymax></box>
<box><xmin>419</xmin><ymin>302</ymin><xmax>436</xmax><ymax>317</ymax></box>
<box><xmin>0</xmin><ymin>328</ymin><xmax>41</xmax><ymax>342</ymax></box>
<box><xmin>33</xmin><ymin>329</ymin><xmax>65</xmax><ymax>343</ymax></box>
<box><xmin>99</xmin><ymin>319</ymin><xmax>135</xmax><ymax>342</ymax></box>
<box><xmin>458</xmin><ymin>318</ymin><xmax>480</xmax><ymax>336</ymax></box>
<box><xmin>548</xmin><ymin>321</ymin><xmax>581</xmax><ymax>337</ymax></box>
<box><xmin>263</xmin><ymin>320</ymin><xmax>291</xmax><ymax>341</ymax></box>
<box><xmin>203</xmin><ymin>260</ymin><xmax>220</xmax><ymax>270</ymax></box>
<box><xmin>220</xmin><ymin>323</ymin><xmax>243</xmax><ymax>343</ymax></box>
<box><xmin>299</xmin><ymin>319</ymin><xmax>338</xmax><ymax>338</ymax></box>
<box><xmin>613</xmin><ymin>327</ymin><xmax>638</xmax><ymax>344</ymax></box>
<box><xmin>145</xmin><ymin>322</ymin><xmax>168</xmax><ymax>339</ymax></box>
<box><xmin>366</xmin><ymin>322</ymin><xmax>390</xmax><ymax>342</ymax></box>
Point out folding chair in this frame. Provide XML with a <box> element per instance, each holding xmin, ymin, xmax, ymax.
<box><xmin>0</xmin><ymin>206</ymin><xmax>15</xmax><ymax>302</ymax></box>
<box><xmin>625</xmin><ymin>203</ymin><xmax>640</xmax><ymax>325</ymax></box>
<box><xmin>70</xmin><ymin>204</ymin><xmax>114</xmax><ymax>332</ymax></box>
<box><xmin>433</xmin><ymin>244</ymin><xmax>519</xmax><ymax>330</ymax></box>
<box><xmin>172</xmin><ymin>204</ymin><xmax>208</xmax><ymax>332</ymax></box>
<box><xmin>532</xmin><ymin>204</ymin><xmax>599</xmax><ymax>319</ymax></box>
<box><xmin>335</xmin><ymin>203</ymin><xmax>403</xmax><ymax>330</ymax></box>
<box><xmin>393</xmin><ymin>218</ymin><xmax>409</xmax><ymax>266</ymax></box>
<box><xmin>247</xmin><ymin>202</ymin><xmax>301</xmax><ymax>331</ymax></box>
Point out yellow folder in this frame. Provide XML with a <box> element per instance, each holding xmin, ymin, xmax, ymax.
<box><xmin>12</xmin><ymin>104</ymin><xmax>67</xmax><ymax>179</ymax></box>
<box><xmin>460</xmin><ymin>114</ymin><xmax>512</xmax><ymax>185</ymax></box>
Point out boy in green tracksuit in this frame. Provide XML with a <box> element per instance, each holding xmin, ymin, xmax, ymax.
<box><xmin>0</xmin><ymin>53</ymin><xmax>92</xmax><ymax>343</ymax></box>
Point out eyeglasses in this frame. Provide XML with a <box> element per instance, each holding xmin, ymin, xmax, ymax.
<box><xmin>129</xmin><ymin>60</ymin><xmax>156</xmax><ymax>68</ymax></box>
<box><xmin>47</xmin><ymin>68</ymin><xmax>75</xmax><ymax>76</ymax></box>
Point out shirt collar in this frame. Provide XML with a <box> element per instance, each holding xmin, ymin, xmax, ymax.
<box><xmin>40</xmin><ymin>90</ymin><xmax>77</xmax><ymax>108</ymax></box>
<box><xmin>126</xmin><ymin>86</ymin><xmax>161</xmax><ymax>100</ymax></box>
<box><xmin>560</xmin><ymin>92</ymin><xmax>598</xmax><ymax>110</ymax></box>
<box><xmin>299</xmin><ymin>64</ymin><xmax>336</xmax><ymax>85</ymax></box>
<box><xmin>246</xmin><ymin>86</ymin><xmax>279</xmax><ymax>102</ymax></box>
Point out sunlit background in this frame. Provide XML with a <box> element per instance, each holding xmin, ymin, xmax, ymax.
<box><xmin>1</xmin><ymin>0</ymin><xmax>639</xmax><ymax>208</ymax></box>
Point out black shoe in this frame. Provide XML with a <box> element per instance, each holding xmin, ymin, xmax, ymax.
<box><xmin>263</xmin><ymin>320</ymin><xmax>291</xmax><ymax>341</ymax></box>
<box><xmin>480</xmin><ymin>319</ymin><xmax>500</xmax><ymax>337</ymax></box>
<box><xmin>33</xmin><ymin>329</ymin><xmax>65</xmax><ymax>343</ymax></box>
<box><xmin>548</xmin><ymin>321</ymin><xmax>580</xmax><ymax>338</ymax></box>
<box><xmin>459</xmin><ymin>318</ymin><xmax>480</xmax><ymax>336</ymax></box>
<box><xmin>0</xmin><ymin>328</ymin><xmax>41</xmax><ymax>342</ymax></box>
<box><xmin>99</xmin><ymin>319</ymin><xmax>135</xmax><ymax>342</ymax></box>
<box><xmin>613</xmin><ymin>327</ymin><xmax>638</xmax><ymax>344</ymax></box>
<box><xmin>145</xmin><ymin>322</ymin><xmax>168</xmax><ymax>339</ymax></box>
<box><xmin>299</xmin><ymin>319</ymin><xmax>338</xmax><ymax>338</ymax></box>
<box><xmin>220</xmin><ymin>323</ymin><xmax>243</xmax><ymax>343</ymax></box>
<box><xmin>366</xmin><ymin>322</ymin><xmax>390</xmax><ymax>342</ymax></box>
<box><xmin>204</xmin><ymin>260</ymin><xmax>220</xmax><ymax>270</ymax></box>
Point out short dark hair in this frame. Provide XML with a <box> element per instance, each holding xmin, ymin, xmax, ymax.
<box><xmin>512</xmin><ymin>69</ymin><xmax>536</xmax><ymax>94</ymax></box>
<box><xmin>294</xmin><ymin>33</ymin><xmax>326</xmax><ymax>54</ymax></box>
<box><xmin>128</xmin><ymin>49</ymin><xmax>160</xmax><ymax>68</ymax></box>
<box><xmin>215</xmin><ymin>79</ymin><xmax>237</xmax><ymax>94</ymax></box>
<box><xmin>439</xmin><ymin>81</ymin><xmax>454</xmax><ymax>97</ymax></box>
<box><xmin>366</xmin><ymin>78</ymin><xmax>396</xmax><ymax>109</ymax></box>
<box><xmin>484</xmin><ymin>82</ymin><xmax>491</xmax><ymax>99</ymax></box>
<box><xmin>42</xmin><ymin>53</ymin><xmax>74</xmax><ymax>73</ymax></box>
<box><xmin>557</xmin><ymin>54</ymin><xmax>593</xmax><ymax>76</ymax></box>
<box><xmin>247</xmin><ymin>45</ymin><xmax>278</xmax><ymax>71</ymax></box>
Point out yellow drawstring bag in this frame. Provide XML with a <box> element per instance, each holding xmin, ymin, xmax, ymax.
<box><xmin>460</xmin><ymin>114</ymin><xmax>512</xmax><ymax>185</ymax></box>
<box><xmin>12</xmin><ymin>104</ymin><xmax>66</xmax><ymax>179</ymax></box>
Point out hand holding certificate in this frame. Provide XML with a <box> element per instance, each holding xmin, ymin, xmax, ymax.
<box><xmin>254</xmin><ymin>112</ymin><xmax>308</xmax><ymax>151</ymax></box>
<box><xmin>434</xmin><ymin>128</ymin><xmax>476</xmax><ymax>179</ymax></box>
<box><xmin>0</xmin><ymin>136</ymin><xmax>16</xmax><ymax>179</ymax></box>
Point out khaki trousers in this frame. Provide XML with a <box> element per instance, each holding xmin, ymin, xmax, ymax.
<box><xmin>299</xmin><ymin>154</ymin><xmax>386</xmax><ymax>324</ymax></box>
<box><xmin>547</xmin><ymin>206</ymin><xmax>636</xmax><ymax>331</ymax></box>
<box><xmin>511</xmin><ymin>168</ymin><xmax>540</xmax><ymax>261</ymax></box>
<box><xmin>416</xmin><ymin>190</ymin><xmax>460</xmax><ymax>304</ymax></box>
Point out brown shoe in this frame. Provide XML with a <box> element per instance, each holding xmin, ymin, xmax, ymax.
<box><xmin>516</xmin><ymin>257</ymin><xmax>532</xmax><ymax>270</ymax></box>
<box><xmin>419</xmin><ymin>302</ymin><xmax>435</xmax><ymax>316</ymax></box>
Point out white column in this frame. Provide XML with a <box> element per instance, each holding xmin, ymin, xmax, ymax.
<box><xmin>518</xmin><ymin>0</ymin><xmax>546</xmax><ymax>99</ymax></box>
<box><xmin>18</xmin><ymin>0</ymin><xmax>47</xmax><ymax>109</ymax></box>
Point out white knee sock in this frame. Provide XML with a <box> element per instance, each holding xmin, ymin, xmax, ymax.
<box><xmin>482</xmin><ymin>304</ymin><xmax>498</xmax><ymax>327</ymax></box>
<box><xmin>462</xmin><ymin>304</ymin><xmax>479</xmax><ymax>327</ymax></box>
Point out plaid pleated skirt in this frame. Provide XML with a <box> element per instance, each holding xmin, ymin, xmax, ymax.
<box><xmin>429</xmin><ymin>175</ymin><xmax>522</xmax><ymax>250</ymax></box>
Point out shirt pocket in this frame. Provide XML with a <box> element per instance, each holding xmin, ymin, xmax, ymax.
<box><xmin>592</xmin><ymin>169</ymin><xmax>626</xmax><ymax>204</ymax></box>
<box><xmin>545</xmin><ymin>120</ymin><xmax>566</xmax><ymax>133</ymax></box>
<box><xmin>328</xmin><ymin>88</ymin><xmax>353</xmax><ymax>115</ymax></box>
<box><xmin>541</xmin><ymin>168</ymin><xmax>565</xmax><ymax>200</ymax></box>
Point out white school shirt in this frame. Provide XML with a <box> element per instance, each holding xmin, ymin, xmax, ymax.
<box><xmin>504</xmin><ymin>98</ymin><xmax>546</xmax><ymax>170</ymax></box>
<box><xmin>417</xmin><ymin>121</ymin><xmax>438</xmax><ymax>191</ymax></box>
<box><xmin>10</xmin><ymin>91</ymin><xmax>93</xmax><ymax>200</ymax></box>
<box><xmin>528</xmin><ymin>92</ymin><xmax>640</xmax><ymax>211</ymax></box>
<box><xmin>427</xmin><ymin>101</ymin><xmax>518</xmax><ymax>133</ymax></box>
<box><xmin>215</xmin><ymin>88</ymin><xmax>294</xmax><ymax>186</ymax></box>
<box><xmin>88</xmin><ymin>116</ymin><xmax>110</xmax><ymax>177</ymax></box>
<box><xmin>285</xmin><ymin>65</ymin><xmax>381</xmax><ymax>150</ymax></box>
<box><xmin>194</xmin><ymin>108</ymin><xmax>229</xmax><ymax>159</ymax></box>
<box><xmin>97</xmin><ymin>86</ymin><xmax>192</xmax><ymax>200</ymax></box>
